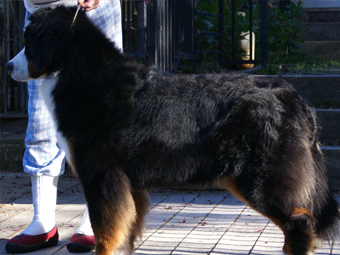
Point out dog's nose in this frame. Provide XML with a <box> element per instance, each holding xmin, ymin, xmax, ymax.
<box><xmin>5</xmin><ymin>62</ymin><xmax>14</xmax><ymax>74</ymax></box>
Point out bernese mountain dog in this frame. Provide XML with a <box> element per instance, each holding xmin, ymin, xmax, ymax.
<box><xmin>6</xmin><ymin>6</ymin><xmax>340</xmax><ymax>255</ymax></box>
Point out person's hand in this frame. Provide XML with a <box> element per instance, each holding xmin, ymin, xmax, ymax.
<box><xmin>78</xmin><ymin>0</ymin><xmax>100</xmax><ymax>11</ymax></box>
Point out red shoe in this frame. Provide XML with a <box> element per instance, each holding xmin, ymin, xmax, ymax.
<box><xmin>5</xmin><ymin>226</ymin><xmax>59</xmax><ymax>253</ymax></box>
<box><xmin>67</xmin><ymin>233</ymin><xmax>95</xmax><ymax>253</ymax></box>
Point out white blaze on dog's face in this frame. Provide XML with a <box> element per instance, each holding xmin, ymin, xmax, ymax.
<box><xmin>6</xmin><ymin>49</ymin><xmax>29</xmax><ymax>81</ymax></box>
<box><xmin>6</xmin><ymin>47</ymin><xmax>48</xmax><ymax>82</ymax></box>
<box><xmin>6</xmin><ymin>48</ymin><xmax>47</xmax><ymax>82</ymax></box>
<box><xmin>6</xmin><ymin>10</ymin><xmax>63</xmax><ymax>82</ymax></box>
<box><xmin>6</xmin><ymin>6</ymin><xmax>83</xmax><ymax>83</ymax></box>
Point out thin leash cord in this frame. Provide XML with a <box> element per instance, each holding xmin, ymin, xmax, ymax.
<box><xmin>72</xmin><ymin>1</ymin><xmax>84</xmax><ymax>26</ymax></box>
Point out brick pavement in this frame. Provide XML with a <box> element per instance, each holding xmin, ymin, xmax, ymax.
<box><xmin>1</xmin><ymin>173</ymin><xmax>339</xmax><ymax>255</ymax></box>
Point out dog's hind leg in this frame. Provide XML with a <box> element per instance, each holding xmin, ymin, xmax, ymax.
<box><xmin>218</xmin><ymin>176</ymin><xmax>318</xmax><ymax>255</ymax></box>
<box><xmin>116</xmin><ymin>190</ymin><xmax>150</xmax><ymax>254</ymax></box>
<box><xmin>130</xmin><ymin>191</ymin><xmax>150</xmax><ymax>245</ymax></box>
<box><xmin>280</xmin><ymin>209</ymin><xmax>316</xmax><ymax>255</ymax></box>
<box><xmin>78</xmin><ymin>168</ymin><xmax>137</xmax><ymax>255</ymax></box>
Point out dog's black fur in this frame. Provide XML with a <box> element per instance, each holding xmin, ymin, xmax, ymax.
<box><xmin>22</xmin><ymin>6</ymin><xmax>339</xmax><ymax>255</ymax></box>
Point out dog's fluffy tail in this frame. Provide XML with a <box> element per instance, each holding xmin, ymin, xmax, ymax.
<box><xmin>285</xmin><ymin>90</ymin><xmax>340</xmax><ymax>245</ymax></box>
<box><xmin>290</xmin><ymin>88</ymin><xmax>340</xmax><ymax>243</ymax></box>
<box><xmin>311</xmin><ymin>140</ymin><xmax>340</xmax><ymax>243</ymax></box>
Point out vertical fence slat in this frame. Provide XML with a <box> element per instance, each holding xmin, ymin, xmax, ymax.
<box><xmin>148</xmin><ymin>1</ymin><xmax>156</xmax><ymax>66</ymax></box>
<box><xmin>122</xmin><ymin>0</ymin><xmax>126</xmax><ymax>52</ymax></box>
<box><xmin>260</xmin><ymin>0</ymin><xmax>268</xmax><ymax>64</ymax></box>
<box><xmin>136</xmin><ymin>0</ymin><xmax>147</xmax><ymax>59</ymax></box>
<box><xmin>249</xmin><ymin>0</ymin><xmax>253</xmax><ymax>61</ymax></box>
<box><xmin>231</xmin><ymin>0</ymin><xmax>236</xmax><ymax>61</ymax></box>
<box><xmin>219</xmin><ymin>0</ymin><xmax>224</xmax><ymax>65</ymax></box>
<box><xmin>193</xmin><ymin>0</ymin><xmax>197</xmax><ymax>57</ymax></box>
<box><xmin>126</xmin><ymin>0</ymin><xmax>131</xmax><ymax>53</ymax></box>
<box><xmin>3</xmin><ymin>0</ymin><xmax>8</xmax><ymax>114</ymax></box>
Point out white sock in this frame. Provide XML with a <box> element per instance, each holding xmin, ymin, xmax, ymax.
<box><xmin>21</xmin><ymin>175</ymin><xmax>58</xmax><ymax>236</ymax></box>
<box><xmin>76</xmin><ymin>206</ymin><xmax>94</xmax><ymax>236</ymax></box>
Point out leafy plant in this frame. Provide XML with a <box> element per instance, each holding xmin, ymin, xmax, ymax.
<box><xmin>195</xmin><ymin>0</ymin><xmax>308</xmax><ymax>71</ymax></box>
<box><xmin>197</xmin><ymin>0</ymin><xmax>260</xmax><ymax>69</ymax></box>
<box><xmin>258</xmin><ymin>61</ymin><xmax>281</xmax><ymax>75</ymax></box>
<box><xmin>267</xmin><ymin>1</ymin><xmax>308</xmax><ymax>64</ymax></box>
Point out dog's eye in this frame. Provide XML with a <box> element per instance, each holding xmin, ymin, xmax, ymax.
<box><xmin>25</xmin><ymin>44</ymin><xmax>35</xmax><ymax>60</ymax></box>
<box><xmin>25</xmin><ymin>43</ymin><xmax>33</xmax><ymax>52</ymax></box>
<box><xmin>25</xmin><ymin>43</ymin><xmax>31</xmax><ymax>51</ymax></box>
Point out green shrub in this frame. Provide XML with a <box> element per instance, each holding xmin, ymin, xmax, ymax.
<box><xmin>195</xmin><ymin>0</ymin><xmax>308</xmax><ymax>71</ymax></box>
<box><xmin>268</xmin><ymin>1</ymin><xmax>308</xmax><ymax>64</ymax></box>
<box><xmin>197</xmin><ymin>0</ymin><xmax>260</xmax><ymax>69</ymax></box>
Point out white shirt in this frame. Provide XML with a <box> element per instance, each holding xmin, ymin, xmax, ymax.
<box><xmin>24</xmin><ymin>0</ymin><xmax>78</xmax><ymax>13</ymax></box>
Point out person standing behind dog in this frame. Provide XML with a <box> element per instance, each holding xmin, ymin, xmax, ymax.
<box><xmin>5</xmin><ymin>0</ymin><xmax>122</xmax><ymax>253</ymax></box>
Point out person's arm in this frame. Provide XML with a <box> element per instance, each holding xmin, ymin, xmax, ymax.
<box><xmin>78</xmin><ymin>0</ymin><xmax>100</xmax><ymax>11</ymax></box>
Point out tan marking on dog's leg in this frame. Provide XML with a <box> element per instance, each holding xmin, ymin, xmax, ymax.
<box><xmin>131</xmin><ymin>190</ymin><xmax>150</xmax><ymax>240</ymax></box>
<box><xmin>217</xmin><ymin>176</ymin><xmax>248</xmax><ymax>204</ymax></box>
<box><xmin>217</xmin><ymin>176</ymin><xmax>293</xmax><ymax>255</ymax></box>
<box><xmin>269</xmin><ymin>216</ymin><xmax>292</xmax><ymax>255</ymax></box>
<box><xmin>275</xmin><ymin>207</ymin><xmax>316</xmax><ymax>255</ymax></box>
<box><xmin>66</xmin><ymin>139</ymin><xmax>78</xmax><ymax>178</ymax></box>
<box><xmin>315</xmin><ymin>142</ymin><xmax>322</xmax><ymax>154</ymax></box>
<box><xmin>92</xmin><ymin>177</ymin><xmax>137</xmax><ymax>255</ymax></box>
<box><xmin>116</xmin><ymin>190</ymin><xmax>150</xmax><ymax>255</ymax></box>
<box><xmin>93</xmin><ymin>202</ymin><xmax>136</xmax><ymax>254</ymax></box>
<box><xmin>293</xmin><ymin>207</ymin><xmax>316</xmax><ymax>254</ymax></box>
<box><xmin>292</xmin><ymin>207</ymin><xmax>313</xmax><ymax>219</ymax></box>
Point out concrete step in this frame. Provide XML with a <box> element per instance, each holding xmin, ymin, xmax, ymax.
<box><xmin>322</xmin><ymin>146</ymin><xmax>340</xmax><ymax>190</ymax></box>
<box><xmin>299</xmin><ymin>22</ymin><xmax>340</xmax><ymax>41</ymax></box>
<box><xmin>301</xmin><ymin>41</ymin><xmax>340</xmax><ymax>61</ymax></box>
<box><xmin>255</xmin><ymin>75</ymin><xmax>340</xmax><ymax>105</ymax></box>
<box><xmin>302</xmin><ymin>8</ymin><xmax>340</xmax><ymax>22</ymax></box>
<box><xmin>317</xmin><ymin>109</ymin><xmax>340</xmax><ymax>142</ymax></box>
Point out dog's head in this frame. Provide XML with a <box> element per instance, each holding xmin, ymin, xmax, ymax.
<box><xmin>6</xmin><ymin>6</ymin><xmax>87</xmax><ymax>81</ymax></box>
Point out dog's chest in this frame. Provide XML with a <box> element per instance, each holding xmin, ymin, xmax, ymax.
<box><xmin>40</xmin><ymin>78</ymin><xmax>71</xmax><ymax>161</ymax></box>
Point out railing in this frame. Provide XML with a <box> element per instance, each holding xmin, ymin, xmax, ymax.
<box><xmin>1</xmin><ymin>0</ymin><xmax>27</xmax><ymax>117</ymax></box>
<box><xmin>122</xmin><ymin>0</ymin><xmax>197</xmax><ymax>73</ymax></box>
<box><xmin>196</xmin><ymin>0</ymin><xmax>269</xmax><ymax>67</ymax></box>
<box><xmin>2</xmin><ymin>0</ymin><xmax>269</xmax><ymax>115</ymax></box>
<box><xmin>121</xmin><ymin>0</ymin><xmax>268</xmax><ymax>73</ymax></box>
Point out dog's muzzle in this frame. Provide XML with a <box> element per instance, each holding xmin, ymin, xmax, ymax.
<box><xmin>5</xmin><ymin>48</ymin><xmax>32</xmax><ymax>82</ymax></box>
<box><xmin>5</xmin><ymin>61</ymin><xmax>14</xmax><ymax>74</ymax></box>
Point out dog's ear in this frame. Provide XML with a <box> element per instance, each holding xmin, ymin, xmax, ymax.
<box><xmin>33</xmin><ymin>30</ymin><xmax>67</xmax><ymax>73</ymax></box>
<box><xmin>25</xmin><ymin>6</ymin><xmax>75</xmax><ymax>74</ymax></box>
<box><xmin>34</xmin><ymin>45</ymin><xmax>53</xmax><ymax>73</ymax></box>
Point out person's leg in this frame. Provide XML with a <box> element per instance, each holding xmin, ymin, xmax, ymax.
<box><xmin>23</xmin><ymin>79</ymin><xmax>66</xmax><ymax>235</ymax></box>
<box><xmin>67</xmin><ymin>207</ymin><xmax>96</xmax><ymax>253</ymax></box>
<box><xmin>6</xmin><ymin>79</ymin><xmax>65</xmax><ymax>253</ymax></box>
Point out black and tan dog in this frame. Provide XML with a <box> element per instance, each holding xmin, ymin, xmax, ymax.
<box><xmin>6</xmin><ymin>6</ymin><xmax>340</xmax><ymax>255</ymax></box>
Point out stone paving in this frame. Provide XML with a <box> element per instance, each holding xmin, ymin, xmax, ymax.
<box><xmin>1</xmin><ymin>173</ymin><xmax>339</xmax><ymax>255</ymax></box>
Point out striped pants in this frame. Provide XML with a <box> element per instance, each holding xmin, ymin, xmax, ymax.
<box><xmin>23</xmin><ymin>0</ymin><xmax>123</xmax><ymax>177</ymax></box>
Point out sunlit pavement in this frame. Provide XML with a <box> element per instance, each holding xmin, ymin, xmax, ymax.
<box><xmin>1</xmin><ymin>173</ymin><xmax>339</xmax><ymax>255</ymax></box>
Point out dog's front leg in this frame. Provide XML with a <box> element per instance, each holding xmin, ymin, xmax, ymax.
<box><xmin>78</xmin><ymin>167</ymin><xmax>137</xmax><ymax>255</ymax></box>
